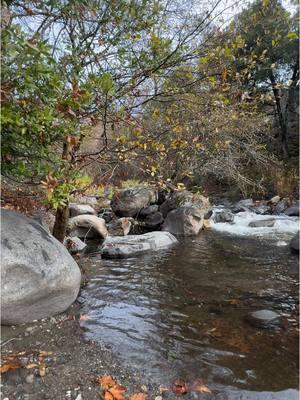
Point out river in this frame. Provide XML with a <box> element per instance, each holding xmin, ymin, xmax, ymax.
<box><xmin>79</xmin><ymin>211</ymin><xmax>299</xmax><ymax>398</ymax></box>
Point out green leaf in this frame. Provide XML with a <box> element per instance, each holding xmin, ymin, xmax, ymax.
<box><xmin>287</xmin><ymin>32</ymin><xmax>297</xmax><ymax>40</ymax></box>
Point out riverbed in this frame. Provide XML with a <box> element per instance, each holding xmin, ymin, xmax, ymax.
<box><xmin>79</xmin><ymin>214</ymin><xmax>299</xmax><ymax>397</ymax></box>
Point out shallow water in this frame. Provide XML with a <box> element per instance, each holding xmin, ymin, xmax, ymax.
<box><xmin>80</xmin><ymin>216</ymin><xmax>299</xmax><ymax>395</ymax></box>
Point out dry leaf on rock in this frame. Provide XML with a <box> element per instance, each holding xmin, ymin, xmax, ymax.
<box><xmin>0</xmin><ymin>361</ymin><xmax>22</xmax><ymax>374</ymax></box>
<box><xmin>129</xmin><ymin>393</ymin><xmax>147</xmax><ymax>400</ymax></box>
<box><xmin>105</xmin><ymin>384</ymin><xmax>126</xmax><ymax>400</ymax></box>
<box><xmin>94</xmin><ymin>374</ymin><xmax>116</xmax><ymax>389</ymax></box>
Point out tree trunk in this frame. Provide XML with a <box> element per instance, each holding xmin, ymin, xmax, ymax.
<box><xmin>269</xmin><ymin>71</ymin><xmax>289</xmax><ymax>159</ymax></box>
<box><xmin>52</xmin><ymin>205</ymin><xmax>69</xmax><ymax>243</ymax></box>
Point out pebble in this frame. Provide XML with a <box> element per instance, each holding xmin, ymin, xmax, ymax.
<box><xmin>155</xmin><ymin>397</ymin><xmax>163</xmax><ymax>400</ymax></box>
<box><xmin>25</xmin><ymin>374</ymin><xmax>35</xmax><ymax>384</ymax></box>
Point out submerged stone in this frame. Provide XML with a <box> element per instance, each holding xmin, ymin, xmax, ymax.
<box><xmin>248</xmin><ymin>219</ymin><xmax>275</xmax><ymax>228</ymax></box>
<box><xmin>101</xmin><ymin>231</ymin><xmax>177</xmax><ymax>258</ymax></box>
<box><xmin>247</xmin><ymin>309</ymin><xmax>281</xmax><ymax>329</ymax></box>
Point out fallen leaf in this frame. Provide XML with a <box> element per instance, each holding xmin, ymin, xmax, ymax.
<box><xmin>172</xmin><ymin>378</ymin><xmax>188</xmax><ymax>396</ymax></box>
<box><xmin>104</xmin><ymin>391</ymin><xmax>114</xmax><ymax>400</ymax></box>
<box><xmin>39</xmin><ymin>351</ymin><xmax>52</xmax><ymax>356</ymax></box>
<box><xmin>39</xmin><ymin>363</ymin><xmax>46</xmax><ymax>377</ymax></box>
<box><xmin>129</xmin><ymin>393</ymin><xmax>147</xmax><ymax>400</ymax></box>
<box><xmin>107</xmin><ymin>384</ymin><xmax>126</xmax><ymax>400</ymax></box>
<box><xmin>95</xmin><ymin>375</ymin><xmax>116</xmax><ymax>389</ymax></box>
<box><xmin>0</xmin><ymin>362</ymin><xmax>22</xmax><ymax>374</ymax></box>
<box><xmin>26</xmin><ymin>363</ymin><xmax>39</xmax><ymax>369</ymax></box>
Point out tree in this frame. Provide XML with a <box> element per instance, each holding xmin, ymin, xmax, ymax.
<box><xmin>231</xmin><ymin>0</ymin><xmax>299</xmax><ymax>158</ymax></box>
<box><xmin>2</xmin><ymin>0</ymin><xmax>232</xmax><ymax>241</ymax></box>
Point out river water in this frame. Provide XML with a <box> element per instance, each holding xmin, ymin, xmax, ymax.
<box><xmin>80</xmin><ymin>212</ymin><xmax>299</xmax><ymax>398</ymax></box>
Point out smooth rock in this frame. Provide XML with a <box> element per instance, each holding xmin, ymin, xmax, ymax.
<box><xmin>101</xmin><ymin>231</ymin><xmax>178</xmax><ymax>258</ymax></box>
<box><xmin>64</xmin><ymin>237</ymin><xmax>87</xmax><ymax>254</ymax></box>
<box><xmin>111</xmin><ymin>187</ymin><xmax>157</xmax><ymax>217</ymax></box>
<box><xmin>69</xmin><ymin>227</ymin><xmax>102</xmax><ymax>240</ymax></box>
<box><xmin>162</xmin><ymin>206</ymin><xmax>204</xmax><ymax>236</ymax></box>
<box><xmin>32</xmin><ymin>211</ymin><xmax>56</xmax><ymax>234</ymax></box>
<box><xmin>160</xmin><ymin>191</ymin><xmax>210</xmax><ymax>218</ymax></box>
<box><xmin>269</xmin><ymin>195</ymin><xmax>281</xmax><ymax>204</ymax></box>
<box><xmin>69</xmin><ymin>203</ymin><xmax>96</xmax><ymax>217</ymax></box>
<box><xmin>284</xmin><ymin>203</ymin><xmax>299</xmax><ymax>217</ymax></box>
<box><xmin>247</xmin><ymin>309</ymin><xmax>281</xmax><ymax>329</ymax></box>
<box><xmin>213</xmin><ymin>210</ymin><xmax>234</xmax><ymax>223</ymax></box>
<box><xmin>107</xmin><ymin>217</ymin><xmax>132</xmax><ymax>236</ymax></box>
<box><xmin>144</xmin><ymin>211</ymin><xmax>164</xmax><ymax>230</ymax></box>
<box><xmin>139</xmin><ymin>204</ymin><xmax>159</xmax><ymax>218</ymax></box>
<box><xmin>67</xmin><ymin>215</ymin><xmax>108</xmax><ymax>239</ymax></box>
<box><xmin>248</xmin><ymin>219</ymin><xmax>275</xmax><ymax>228</ymax></box>
<box><xmin>1</xmin><ymin>209</ymin><xmax>81</xmax><ymax>325</ymax></box>
<box><xmin>290</xmin><ymin>231</ymin><xmax>299</xmax><ymax>254</ymax></box>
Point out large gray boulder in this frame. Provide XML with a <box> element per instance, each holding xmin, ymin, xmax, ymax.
<box><xmin>212</xmin><ymin>210</ymin><xmax>234</xmax><ymax>223</ymax></box>
<box><xmin>69</xmin><ymin>203</ymin><xmax>96</xmax><ymax>217</ymax></box>
<box><xmin>231</xmin><ymin>198</ymin><xmax>254</xmax><ymax>213</ymax></box>
<box><xmin>1</xmin><ymin>209</ymin><xmax>81</xmax><ymax>325</ymax></box>
<box><xmin>67</xmin><ymin>215</ymin><xmax>108</xmax><ymax>239</ymax></box>
<box><xmin>290</xmin><ymin>231</ymin><xmax>299</xmax><ymax>254</ymax></box>
<box><xmin>101</xmin><ymin>231</ymin><xmax>177</xmax><ymax>258</ymax></box>
<box><xmin>160</xmin><ymin>191</ymin><xmax>210</xmax><ymax>218</ymax></box>
<box><xmin>284</xmin><ymin>202</ymin><xmax>299</xmax><ymax>217</ymax></box>
<box><xmin>111</xmin><ymin>187</ymin><xmax>157</xmax><ymax>217</ymax></box>
<box><xmin>107</xmin><ymin>217</ymin><xmax>133</xmax><ymax>236</ymax></box>
<box><xmin>162</xmin><ymin>206</ymin><xmax>204</xmax><ymax>236</ymax></box>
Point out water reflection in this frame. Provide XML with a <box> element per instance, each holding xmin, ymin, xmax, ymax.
<box><xmin>80</xmin><ymin>231</ymin><xmax>299</xmax><ymax>392</ymax></box>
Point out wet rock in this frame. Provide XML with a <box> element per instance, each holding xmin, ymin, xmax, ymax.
<box><xmin>290</xmin><ymin>231</ymin><xmax>299</xmax><ymax>254</ymax></box>
<box><xmin>69</xmin><ymin>204</ymin><xmax>96</xmax><ymax>218</ymax></box>
<box><xmin>64</xmin><ymin>237</ymin><xmax>87</xmax><ymax>254</ymax></box>
<box><xmin>232</xmin><ymin>199</ymin><xmax>254</xmax><ymax>213</ymax></box>
<box><xmin>284</xmin><ymin>203</ymin><xmax>299</xmax><ymax>217</ymax></box>
<box><xmin>248</xmin><ymin>219</ymin><xmax>275</xmax><ymax>228</ymax></box>
<box><xmin>67</xmin><ymin>215</ymin><xmax>108</xmax><ymax>239</ymax></box>
<box><xmin>273</xmin><ymin>199</ymin><xmax>288</xmax><ymax>215</ymax></box>
<box><xmin>101</xmin><ymin>231</ymin><xmax>177</xmax><ymax>258</ymax></box>
<box><xmin>111</xmin><ymin>187</ymin><xmax>157</xmax><ymax>217</ymax></box>
<box><xmin>107</xmin><ymin>217</ymin><xmax>132</xmax><ymax>236</ymax></box>
<box><xmin>204</xmin><ymin>209</ymin><xmax>213</xmax><ymax>219</ymax></box>
<box><xmin>162</xmin><ymin>206</ymin><xmax>204</xmax><ymax>236</ymax></box>
<box><xmin>252</xmin><ymin>205</ymin><xmax>272</xmax><ymax>215</ymax></box>
<box><xmin>144</xmin><ymin>212</ymin><xmax>164</xmax><ymax>230</ymax></box>
<box><xmin>213</xmin><ymin>210</ymin><xmax>234</xmax><ymax>223</ymax></box>
<box><xmin>246</xmin><ymin>309</ymin><xmax>281</xmax><ymax>329</ymax></box>
<box><xmin>1</xmin><ymin>209</ymin><xmax>81</xmax><ymax>325</ymax></box>
<box><xmin>98</xmin><ymin>208</ymin><xmax>114</xmax><ymax>223</ymax></box>
<box><xmin>139</xmin><ymin>204</ymin><xmax>159</xmax><ymax>218</ymax></box>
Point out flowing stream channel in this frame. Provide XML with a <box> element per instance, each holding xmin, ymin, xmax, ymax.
<box><xmin>80</xmin><ymin>211</ymin><xmax>299</xmax><ymax>398</ymax></box>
